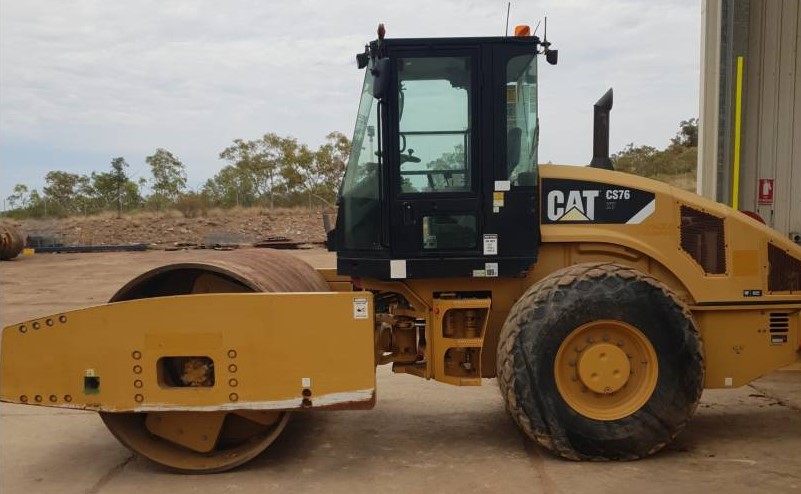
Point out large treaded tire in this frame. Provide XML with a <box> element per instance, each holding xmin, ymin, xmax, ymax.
<box><xmin>497</xmin><ymin>262</ymin><xmax>704</xmax><ymax>460</ymax></box>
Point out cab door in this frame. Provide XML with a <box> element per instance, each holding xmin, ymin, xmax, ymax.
<box><xmin>388</xmin><ymin>48</ymin><xmax>483</xmax><ymax>262</ymax></box>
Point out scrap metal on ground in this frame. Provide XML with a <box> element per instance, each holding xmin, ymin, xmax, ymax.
<box><xmin>0</xmin><ymin>224</ymin><xmax>25</xmax><ymax>260</ymax></box>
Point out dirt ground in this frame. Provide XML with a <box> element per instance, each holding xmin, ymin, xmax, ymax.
<box><xmin>1</xmin><ymin>250</ymin><xmax>800</xmax><ymax>494</ymax></box>
<box><xmin>11</xmin><ymin>207</ymin><xmax>330</xmax><ymax>248</ymax></box>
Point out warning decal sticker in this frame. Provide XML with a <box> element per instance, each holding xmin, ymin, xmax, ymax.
<box><xmin>353</xmin><ymin>297</ymin><xmax>369</xmax><ymax>319</ymax></box>
<box><xmin>541</xmin><ymin>179</ymin><xmax>656</xmax><ymax>225</ymax></box>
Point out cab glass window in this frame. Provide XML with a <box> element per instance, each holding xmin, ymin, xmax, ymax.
<box><xmin>397</xmin><ymin>56</ymin><xmax>472</xmax><ymax>193</ymax></box>
<box><xmin>505</xmin><ymin>54</ymin><xmax>538</xmax><ymax>186</ymax></box>
<box><xmin>422</xmin><ymin>214</ymin><xmax>477</xmax><ymax>250</ymax></box>
<box><xmin>339</xmin><ymin>64</ymin><xmax>382</xmax><ymax>250</ymax></box>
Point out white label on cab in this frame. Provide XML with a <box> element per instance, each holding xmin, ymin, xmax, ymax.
<box><xmin>390</xmin><ymin>259</ymin><xmax>407</xmax><ymax>279</ymax></box>
<box><xmin>483</xmin><ymin>234</ymin><xmax>498</xmax><ymax>255</ymax></box>
<box><xmin>494</xmin><ymin>180</ymin><xmax>511</xmax><ymax>191</ymax></box>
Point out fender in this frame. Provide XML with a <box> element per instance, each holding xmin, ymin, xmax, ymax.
<box><xmin>538</xmin><ymin>165</ymin><xmax>801</xmax><ymax>305</ymax></box>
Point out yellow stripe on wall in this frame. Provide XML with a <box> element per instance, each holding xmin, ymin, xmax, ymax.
<box><xmin>732</xmin><ymin>56</ymin><xmax>744</xmax><ymax>210</ymax></box>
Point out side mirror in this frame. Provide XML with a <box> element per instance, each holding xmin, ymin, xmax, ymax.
<box><xmin>356</xmin><ymin>52</ymin><xmax>369</xmax><ymax>69</ymax></box>
<box><xmin>372</xmin><ymin>58</ymin><xmax>391</xmax><ymax>100</ymax></box>
<box><xmin>545</xmin><ymin>49</ymin><xmax>558</xmax><ymax>66</ymax></box>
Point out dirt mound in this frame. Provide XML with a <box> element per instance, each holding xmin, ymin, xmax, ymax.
<box><xmin>18</xmin><ymin>208</ymin><xmax>329</xmax><ymax>247</ymax></box>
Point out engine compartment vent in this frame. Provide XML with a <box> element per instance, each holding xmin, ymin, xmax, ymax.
<box><xmin>768</xmin><ymin>244</ymin><xmax>801</xmax><ymax>292</ymax></box>
<box><xmin>680</xmin><ymin>206</ymin><xmax>726</xmax><ymax>274</ymax></box>
<box><xmin>769</xmin><ymin>313</ymin><xmax>790</xmax><ymax>333</ymax></box>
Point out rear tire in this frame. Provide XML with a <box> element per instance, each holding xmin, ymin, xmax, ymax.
<box><xmin>497</xmin><ymin>262</ymin><xmax>703</xmax><ymax>460</ymax></box>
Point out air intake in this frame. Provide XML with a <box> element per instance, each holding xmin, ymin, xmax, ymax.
<box><xmin>769</xmin><ymin>313</ymin><xmax>790</xmax><ymax>333</ymax></box>
<box><xmin>768</xmin><ymin>244</ymin><xmax>801</xmax><ymax>292</ymax></box>
<box><xmin>680</xmin><ymin>206</ymin><xmax>726</xmax><ymax>274</ymax></box>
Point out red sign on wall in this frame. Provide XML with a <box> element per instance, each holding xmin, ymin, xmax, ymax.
<box><xmin>758</xmin><ymin>178</ymin><xmax>774</xmax><ymax>205</ymax></box>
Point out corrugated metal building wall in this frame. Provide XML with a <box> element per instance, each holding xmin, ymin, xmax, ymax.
<box><xmin>699</xmin><ymin>0</ymin><xmax>801</xmax><ymax>243</ymax></box>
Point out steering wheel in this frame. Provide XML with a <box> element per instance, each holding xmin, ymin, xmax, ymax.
<box><xmin>400</xmin><ymin>153</ymin><xmax>421</xmax><ymax>164</ymax></box>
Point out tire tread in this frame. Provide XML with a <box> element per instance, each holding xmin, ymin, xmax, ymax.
<box><xmin>496</xmin><ymin>262</ymin><xmax>704</xmax><ymax>460</ymax></box>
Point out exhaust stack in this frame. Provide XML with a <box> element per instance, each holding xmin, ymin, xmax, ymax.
<box><xmin>589</xmin><ymin>88</ymin><xmax>614</xmax><ymax>170</ymax></box>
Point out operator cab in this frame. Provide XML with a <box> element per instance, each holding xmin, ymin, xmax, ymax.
<box><xmin>329</xmin><ymin>26</ymin><xmax>557</xmax><ymax>280</ymax></box>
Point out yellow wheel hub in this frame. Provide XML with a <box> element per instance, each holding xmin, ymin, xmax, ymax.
<box><xmin>554</xmin><ymin>320</ymin><xmax>658</xmax><ymax>421</ymax></box>
<box><xmin>577</xmin><ymin>342</ymin><xmax>630</xmax><ymax>394</ymax></box>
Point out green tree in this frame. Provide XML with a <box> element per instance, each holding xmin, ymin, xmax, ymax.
<box><xmin>74</xmin><ymin>174</ymin><xmax>94</xmax><ymax>215</ymax></box>
<box><xmin>612</xmin><ymin>119</ymin><xmax>698</xmax><ymax>183</ymax></box>
<box><xmin>91</xmin><ymin>163</ymin><xmax>142</xmax><ymax>215</ymax></box>
<box><xmin>311</xmin><ymin>131</ymin><xmax>351</xmax><ymax>203</ymax></box>
<box><xmin>90</xmin><ymin>171</ymin><xmax>118</xmax><ymax>209</ymax></box>
<box><xmin>427</xmin><ymin>143</ymin><xmax>466</xmax><ymax>189</ymax></box>
<box><xmin>219</xmin><ymin>135</ymin><xmax>283</xmax><ymax>208</ymax></box>
<box><xmin>146</xmin><ymin>148</ymin><xmax>187</xmax><ymax>209</ymax></box>
<box><xmin>671</xmin><ymin>118</ymin><xmax>699</xmax><ymax>148</ymax></box>
<box><xmin>13</xmin><ymin>189</ymin><xmax>48</xmax><ymax>218</ymax></box>
<box><xmin>28</xmin><ymin>189</ymin><xmax>45</xmax><ymax>217</ymax></box>
<box><xmin>202</xmin><ymin>165</ymin><xmax>257</xmax><ymax>208</ymax></box>
<box><xmin>43</xmin><ymin>171</ymin><xmax>88</xmax><ymax>216</ymax></box>
<box><xmin>272</xmin><ymin>135</ymin><xmax>313</xmax><ymax>198</ymax></box>
<box><xmin>219</xmin><ymin>132</ymin><xmax>352</xmax><ymax>208</ymax></box>
<box><xmin>110</xmin><ymin>157</ymin><xmax>128</xmax><ymax>217</ymax></box>
<box><xmin>7</xmin><ymin>184</ymin><xmax>30</xmax><ymax>210</ymax></box>
<box><xmin>611</xmin><ymin>144</ymin><xmax>661</xmax><ymax>176</ymax></box>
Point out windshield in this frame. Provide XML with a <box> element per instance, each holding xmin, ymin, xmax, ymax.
<box><xmin>339</xmin><ymin>64</ymin><xmax>382</xmax><ymax>250</ymax></box>
<box><xmin>505</xmin><ymin>54</ymin><xmax>538</xmax><ymax>186</ymax></box>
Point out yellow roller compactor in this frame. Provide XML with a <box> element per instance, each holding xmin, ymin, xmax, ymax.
<box><xmin>2</xmin><ymin>26</ymin><xmax>801</xmax><ymax>473</ymax></box>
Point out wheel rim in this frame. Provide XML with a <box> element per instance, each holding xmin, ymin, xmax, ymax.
<box><xmin>101</xmin><ymin>410</ymin><xmax>290</xmax><ymax>473</ymax></box>
<box><xmin>554</xmin><ymin>320</ymin><xmax>658</xmax><ymax>421</ymax></box>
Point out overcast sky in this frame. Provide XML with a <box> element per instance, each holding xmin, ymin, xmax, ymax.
<box><xmin>0</xmin><ymin>0</ymin><xmax>701</xmax><ymax>205</ymax></box>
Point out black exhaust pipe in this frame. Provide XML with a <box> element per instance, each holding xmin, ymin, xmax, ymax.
<box><xmin>589</xmin><ymin>88</ymin><xmax>614</xmax><ymax>170</ymax></box>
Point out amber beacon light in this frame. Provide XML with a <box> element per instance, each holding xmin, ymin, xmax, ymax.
<box><xmin>514</xmin><ymin>25</ymin><xmax>531</xmax><ymax>36</ymax></box>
